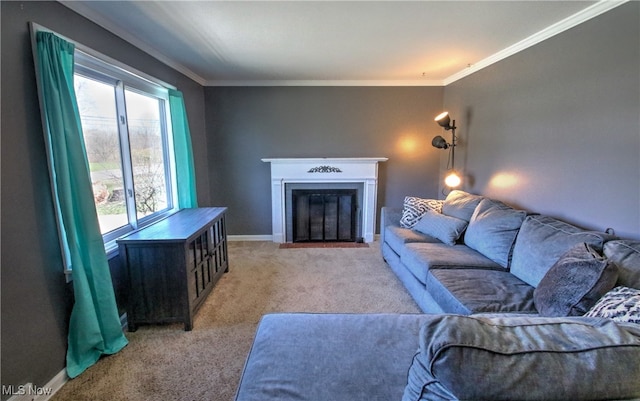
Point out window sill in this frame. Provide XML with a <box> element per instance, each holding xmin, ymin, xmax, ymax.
<box><xmin>64</xmin><ymin>209</ymin><xmax>180</xmax><ymax>282</ymax></box>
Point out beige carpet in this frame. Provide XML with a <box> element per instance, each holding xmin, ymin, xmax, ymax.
<box><xmin>51</xmin><ymin>241</ymin><xmax>420</xmax><ymax>401</ymax></box>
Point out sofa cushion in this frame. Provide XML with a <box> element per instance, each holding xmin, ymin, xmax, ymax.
<box><xmin>585</xmin><ymin>286</ymin><xmax>640</xmax><ymax>324</ymax></box>
<box><xmin>603</xmin><ymin>240</ymin><xmax>640</xmax><ymax>289</ymax></box>
<box><xmin>510</xmin><ymin>215</ymin><xmax>613</xmax><ymax>287</ymax></box>
<box><xmin>534</xmin><ymin>243</ymin><xmax>618</xmax><ymax>317</ymax></box>
<box><xmin>384</xmin><ymin>225</ymin><xmax>441</xmax><ymax>255</ymax></box>
<box><xmin>412</xmin><ymin>210</ymin><xmax>468</xmax><ymax>246</ymax></box>
<box><xmin>464</xmin><ymin>198</ymin><xmax>527</xmax><ymax>268</ymax></box>
<box><xmin>400</xmin><ymin>196</ymin><xmax>443</xmax><ymax>228</ymax></box>
<box><xmin>426</xmin><ymin>269</ymin><xmax>536</xmax><ymax>315</ymax></box>
<box><xmin>441</xmin><ymin>190</ymin><xmax>483</xmax><ymax>222</ymax></box>
<box><xmin>235</xmin><ymin>313</ymin><xmax>434</xmax><ymax>401</ymax></box>
<box><xmin>403</xmin><ymin>315</ymin><xmax>640</xmax><ymax>401</ymax></box>
<box><xmin>401</xmin><ymin>243</ymin><xmax>502</xmax><ymax>285</ymax></box>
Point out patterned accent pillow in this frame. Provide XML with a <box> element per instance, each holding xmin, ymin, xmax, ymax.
<box><xmin>585</xmin><ymin>286</ymin><xmax>640</xmax><ymax>324</ymax></box>
<box><xmin>400</xmin><ymin>196</ymin><xmax>443</xmax><ymax>228</ymax></box>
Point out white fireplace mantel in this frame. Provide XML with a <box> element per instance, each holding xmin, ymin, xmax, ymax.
<box><xmin>262</xmin><ymin>157</ymin><xmax>388</xmax><ymax>243</ymax></box>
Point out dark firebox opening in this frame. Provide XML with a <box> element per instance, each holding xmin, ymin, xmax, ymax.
<box><xmin>292</xmin><ymin>189</ymin><xmax>359</xmax><ymax>243</ymax></box>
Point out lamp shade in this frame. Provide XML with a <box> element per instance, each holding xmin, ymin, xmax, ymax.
<box><xmin>435</xmin><ymin>111</ymin><xmax>451</xmax><ymax>129</ymax></box>
<box><xmin>431</xmin><ymin>135</ymin><xmax>449</xmax><ymax>149</ymax></box>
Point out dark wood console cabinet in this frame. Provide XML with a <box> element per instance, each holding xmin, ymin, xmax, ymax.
<box><xmin>117</xmin><ymin>207</ymin><xmax>228</xmax><ymax>331</ymax></box>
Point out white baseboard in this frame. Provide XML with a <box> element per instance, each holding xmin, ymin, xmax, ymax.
<box><xmin>5</xmin><ymin>314</ymin><xmax>133</xmax><ymax>401</ymax></box>
<box><xmin>43</xmin><ymin>370</ymin><xmax>68</xmax><ymax>400</ymax></box>
<box><xmin>228</xmin><ymin>234</ymin><xmax>273</xmax><ymax>242</ymax></box>
<box><xmin>228</xmin><ymin>234</ymin><xmax>381</xmax><ymax>242</ymax></box>
<box><xmin>6</xmin><ymin>369</ymin><xmax>68</xmax><ymax>401</ymax></box>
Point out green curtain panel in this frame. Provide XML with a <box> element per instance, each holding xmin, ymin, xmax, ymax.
<box><xmin>169</xmin><ymin>89</ymin><xmax>198</xmax><ymax>208</ymax></box>
<box><xmin>35</xmin><ymin>31</ymin><xmax>128</xmax><ymax>378</ymax></box>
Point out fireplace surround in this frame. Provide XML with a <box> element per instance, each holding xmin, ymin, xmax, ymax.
<box><xmin>262</xmin><ymin>157</ymin><xmax>388</xmax><ymax>243</ymax></box>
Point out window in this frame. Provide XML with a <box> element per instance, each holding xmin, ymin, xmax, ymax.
<box><xmin>73</xmin><ymin>52</ymin><xmax>177</xmax><ymax>250</ymax></box>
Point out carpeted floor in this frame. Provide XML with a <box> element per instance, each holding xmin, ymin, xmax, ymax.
<box><xmin>51</xmin><ymin>241</ymin><xmax>420</xmax><ymax>401</ymax></box>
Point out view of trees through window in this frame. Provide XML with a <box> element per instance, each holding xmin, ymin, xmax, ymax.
<box><xmin>124</xmin><ymin>89</ymin><xmax>169</xmax><ymax>221</ymax></box>
<box><xmin>74</xmin><ymin>74</ymin><xmax>170</xmax><ymax>235</ymax></box>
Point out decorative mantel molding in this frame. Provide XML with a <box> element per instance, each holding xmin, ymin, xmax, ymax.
<box><xmin>261</xmin><ymin>157</ymin><xmax>388</xmax><ymax>243</ymax></box>
<box><xmin>307</xmin><ymin>165</ymin><xmax>342</xmax><ymax>173</ymax></box>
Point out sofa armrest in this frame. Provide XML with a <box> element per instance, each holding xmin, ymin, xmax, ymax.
<box><xmin>380</xmin><ymin>207</ymin><xmax>402</xmax><ymax>245</ymax></box>
<box><xmin>403</xmin><ymin>315</ymin><xmax>640</xmax><ymax>401</ymax></box>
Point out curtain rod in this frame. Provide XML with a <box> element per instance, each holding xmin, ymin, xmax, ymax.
<box><xmin>29</xmin><ymin>22</ymin><xmax>177</xmax><ymax>91</ymax></box>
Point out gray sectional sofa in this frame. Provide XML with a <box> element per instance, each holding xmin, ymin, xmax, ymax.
<box><xmin>235</xmin><ymin>190</ymin><xmax>640</xmax><ymax>401</ymax></box>
<box><xmin>380</xmin><ymin>190</ymin><xmax>628</xmax><ymax>315</ymax></box>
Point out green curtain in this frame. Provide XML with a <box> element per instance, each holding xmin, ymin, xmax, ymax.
<box><xmin>168</xmin><ymin>89</ymin><xmax>198</xmax><ymax>208</ymax></box>
<box><xmin>35</xmin><ymin>31</ymin><xmax>128</xmax><ymax>378</ymax></box>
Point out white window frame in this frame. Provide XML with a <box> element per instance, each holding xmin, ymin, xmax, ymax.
<box><xmin>30</xmin><ymin>23</ymin><xmax>180</xmax><ymax>278</ymax></box>
<box><xmin>74</xmin><ymin>52</ymin><xmax>179</xmax><ymax>254</ymax></box>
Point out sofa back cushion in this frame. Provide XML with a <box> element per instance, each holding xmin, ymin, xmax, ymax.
<box><xmin>464</xmin><ymin>198</ymin><xmax>527</xmax><ymax>268</ymax></box>
<box><xmin>510</xmin><ymin>215</ymin><xmax>613</xmax><ymax>287</ymax></box>
<box><xmin>603</xmin><ymin>240</ymin><xmax>640</xmax><ymax>289</ymax></box>
<box><xmin>441</xmin><ymin>190</ymin><xmax>483</xmax><ymax>222</ymax></box>
<box><xmin>403</xmin><ymin>315</ymin><xmax>640</xmax><ymax>401</ymax></box>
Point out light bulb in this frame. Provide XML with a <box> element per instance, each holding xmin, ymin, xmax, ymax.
<box><xmin>444</xmin><ymin>171</ymin><xmax>461</xmax><ymax>188</ymax></box>
<box><xmin>435</xmin><ymin>111</ymin><xmax>449</xmax><ymax>123</ymax></box>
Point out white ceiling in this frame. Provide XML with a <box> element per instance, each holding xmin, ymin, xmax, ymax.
<box><xmin>59</xmin><ymin>1</ymin><xmax>622</xmax><ymax>86</ymax></box>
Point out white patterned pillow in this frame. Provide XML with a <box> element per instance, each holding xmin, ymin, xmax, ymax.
<box><xmin>585</xmin><ymin>286</ymin><xmax>640</xmax><ymax>324</ymax></box>
<box><xmin>400</xmin><ymin>196</ymin><xmax>443</xmax><ymax>228</ymax></box>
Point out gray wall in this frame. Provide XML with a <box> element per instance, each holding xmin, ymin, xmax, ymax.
<box><xmin>443</xmin><ymin>2</ymin><xmax>639</xmax><ymax>239</ymax></box>
<box><xmin>205</xmin><ymin>86</ymin><xmax>445</xmax><ymax>236</ymax></box>
<box><xmin>1</xmin><ymin>1</ymin><xmax>209</xmax><ymax>394</ymax></box>
<box><xmin>3</xmin><ymin>0</ymin><xmax>638</xmax><ymax>395</ymax></box>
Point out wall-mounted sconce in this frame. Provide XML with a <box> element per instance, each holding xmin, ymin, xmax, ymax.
<box><xmin>432</xmin><ymin>111</ymin><xmax>461</xmax><ymax>188</ymax></box>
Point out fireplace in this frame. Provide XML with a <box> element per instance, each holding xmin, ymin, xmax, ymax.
<box><xmin>286</xmin><ymin>182</ymin><xmax>364</xmax><ymax>242</ymax></box>
<box><xmin>262</xmin><ymin>157</ymin><xmax>388</xmax><ymax>243</ymax></box>
<box><xmin>292</xmin><ymin>189</ymin><xmax>358</xmax><ymax>242</ymax></box>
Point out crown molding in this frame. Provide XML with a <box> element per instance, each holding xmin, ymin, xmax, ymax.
<box><xmin>60</xmin><ymin>0</ymin><xmax>626</xmax><ymax>88</ymax></box>
<box><xmin>205</xmin><ymin>79</ymin><xmax>443</xmax><ymax>87</ymax></box>
<box><xmin>443</xmin><ymin>0</ymin><xmax>629</xmax><ymax>86</ymax></box>
<box><xmin>59</xmin><ymin>1</ymin><xmax>208</xmax><ymax>86</ymax></box>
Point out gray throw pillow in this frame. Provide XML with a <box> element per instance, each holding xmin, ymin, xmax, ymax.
<box><xmin>412</xmin><ymin>210</ymin><xmax>468</xmax><ymax>246</ymax></box>
<box><xmin>534</xmin><ymin>243</ymin><xmax>619</xmax><ymax>317</ymax></box>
